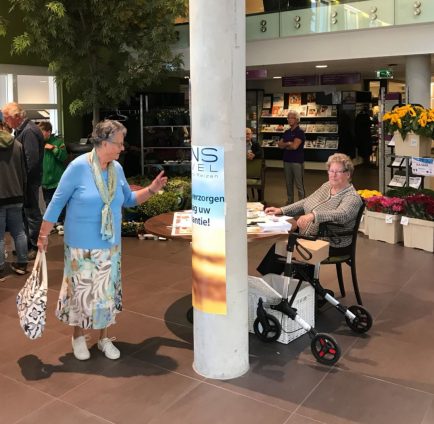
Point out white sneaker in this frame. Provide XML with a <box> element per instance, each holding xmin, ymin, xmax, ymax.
<box><xmin>71</xmin><ymin>336</ymin><xmax>90</xmax><ymax>360</ymax></box>
<box><xmin>98</xmin><ymin>337</ymin><xmax>120</xmax><ymax>360</ymax></box>
<box><xmin>57</xmin><ymin>225</ymin><xmax>64</xmax><ymax>235</ymax></box>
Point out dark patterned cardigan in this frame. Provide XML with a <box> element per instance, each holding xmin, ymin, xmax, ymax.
<box><xmin>281</xmin><ymin>182</ymin><xmax>362</xmax><ymax>248</ymax></box>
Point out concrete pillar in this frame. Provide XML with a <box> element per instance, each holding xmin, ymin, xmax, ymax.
<box><xmin>406</xmin><ymin>55</ymin><xmax>431</xmax><ymax>107</ymax></box>
<box><xmin>189</xmin><ymin>0</ymin><xmax>249</xmax><ymax>379</ymax></box>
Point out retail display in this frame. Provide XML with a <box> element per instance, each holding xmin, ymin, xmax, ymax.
<box><xmin>259</xmin><ymin>92</ymin><xmax>339</xmax><ymax>165</ymax></box>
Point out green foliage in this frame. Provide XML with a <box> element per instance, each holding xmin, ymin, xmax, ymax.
<box><xmin>165</xmin><ymin>176</ymin><xmax>191</xmax><ymax>209</ymax></box>
<box><xmin>126</xmin><ymin>175</ymin><xmax>152</xmax><ymax>187</ymax></box>
<box><xmin>7</xmin><ymin>0</ymin><xmax>187</xmax><ymax>120</ymax></box>
<box><xmin>137</xmin><ymin>191</ymin><xmax>179</xmax><ymax>218</ymax></box>
<box><xmin>0</xmin><ymin>16</ymin><xmax>7</xmax><ymax>37</ymax></box>
<box><xmin>386</xmin><ymin>187</ymin><xmax>434</xmax><ymax>199</ymax></box>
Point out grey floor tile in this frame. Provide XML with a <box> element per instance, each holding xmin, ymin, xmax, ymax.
<box><xmin>297</xmin><ymin>369</ymin><xmax>432</xmax><ymax>424</ymax></box>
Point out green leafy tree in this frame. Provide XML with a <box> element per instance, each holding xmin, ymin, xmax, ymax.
<box><xmin>8</xmin><ymin>0</ymin><xmax>187</xmax><ymax>125</ymax></box>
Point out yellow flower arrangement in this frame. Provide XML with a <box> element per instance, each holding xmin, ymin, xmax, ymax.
<box><xmin>357</xmin><ymin>189</ymin><xmax>382</xmax><ymax>199</ymax></box>
<box><xmin>382</xmin><ymin>104</ymin><xmax>434</xmax><ymax>140</ymax></box>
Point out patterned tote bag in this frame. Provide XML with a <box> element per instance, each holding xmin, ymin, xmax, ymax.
<box><xmin>16</xmin><ymin>250</ymin><xmax>48</xmax><ymax>339</ymax></box>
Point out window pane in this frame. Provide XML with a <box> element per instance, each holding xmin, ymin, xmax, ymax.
<box><xmin>17</xmin><ymin>75</ymin><xmax>57</xmax><ymax>104</ymax></box>
<box><xmin>0</xmin><ymin>74</ymin><xmax>12</xmax><ymax>107</ymax></box>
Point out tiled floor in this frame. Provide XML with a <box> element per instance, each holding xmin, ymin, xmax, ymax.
<box><xmin>1</xmin><ymin>165</ymin><xmax>434</xmax><ymax>424</ymax></box>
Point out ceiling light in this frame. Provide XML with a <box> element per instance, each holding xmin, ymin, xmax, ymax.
<box><xmin>315</xmin><ymin>64</ymin><xmax>328</xmax><ymax>69</ymax></box>
<box><xmin>273</xmin><ymin>76</ymin><xmax>282</xmax><ymax>79</ymax></box>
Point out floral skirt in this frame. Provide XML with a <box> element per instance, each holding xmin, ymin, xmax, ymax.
<box><xmin>55</xmin><ymin>244</ymin><xmax>122</xmax><ymax>330</ymax></box>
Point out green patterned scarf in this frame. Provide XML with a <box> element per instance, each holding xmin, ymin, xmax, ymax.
<box><xmin>89</xmin><ymin>148</ymin><xmax>117</xmax><ymax>243</ymax></box>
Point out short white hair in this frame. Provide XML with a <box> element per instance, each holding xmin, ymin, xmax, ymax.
<box><xmin>287</xmin><ymin>109</ymin><xmax>300</xmax><ymax>122</ymax></box>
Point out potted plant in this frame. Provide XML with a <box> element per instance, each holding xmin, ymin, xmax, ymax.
<box><xmin>382</xmin><ymin>104</ymin><xmax>434</xmax><ymax>157</ymax></box>
<box><xmin>357</xmin><ymin>189</ymin><xmax>382</xmax><ymax>235</ymax></box>
<box><xmin>401</xmin><ymin>193</ymin><xmax>434</xmax><ymax>252</ymax></box>
<box><xmin>137</xmin><ymin>190</ymin><xmax>179</xmax><ymax>220</ymax></box>
<box><xmin>365</xmin><ymin>195</ymin><xmax>405</xmax><ymax>244</ymax></box>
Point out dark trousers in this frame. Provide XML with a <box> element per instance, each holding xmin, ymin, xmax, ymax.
<box><xmin>23</xmin><ymin>183</ymin><xmax>42</xmax><ymax>250</ymax></box>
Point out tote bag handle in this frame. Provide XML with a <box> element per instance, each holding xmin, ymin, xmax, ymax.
<box><xmin>32</xmin><ymin>250</ymin><xmax>48</xmax><ymax>291</ymax></box>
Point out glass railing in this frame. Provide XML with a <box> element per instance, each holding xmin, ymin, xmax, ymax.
<box><xmin>175</xmin><ymin>0</ymin><xmax>434</xmax><ymax>47</ymax></box>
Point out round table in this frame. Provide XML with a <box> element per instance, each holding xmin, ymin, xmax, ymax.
<box><xmin>144</xmin><ymin>212</ymin><xmax>292</xmax><ymax>241</ymax></box>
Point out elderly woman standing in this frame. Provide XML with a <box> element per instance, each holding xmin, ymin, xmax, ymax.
<box><xmin>258</xmin><ymin>153</ymin><xmax>362</xmax><ymax>275</ymax></box>
<box><xmin>37</xmin><ymin>119</ymin><xmax>167</xmax><ymax>360</ymax></box>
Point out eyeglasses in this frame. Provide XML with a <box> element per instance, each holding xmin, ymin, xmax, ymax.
<box><xmin>110</xmin><ymin>141</ymin><xmax>124</xmax><ymax>148</ymax></box>
<box><xmin>328</xmin><ymin>169</ymin><xmax>348</xmax><ymax>175</ymax></box>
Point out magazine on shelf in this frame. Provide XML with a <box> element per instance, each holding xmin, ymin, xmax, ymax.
<box><xmin>388</xmin><ymin>175</ymin><xmax>406</xmax><ymax>188</ymax></box>
<box><xmin>261</xmin><ymin>109</ymin><xmax>271</xmax><ymax>117</ymax></box>
<box><xmin>409</xmin><ymin>177</ymin><xmax>422</xmax><ymax>189</ymax></box>
<box><xmin>299</xmin><ymin>124</ymin><xmax>307</xmax><ymax>131</ymax></box>
<box><xmin>315</xmin><ymin>123</ymin><xmax>326</xmax><ymax>132</ymax></box>
<box><xmin>288</xmin><ymin>93</ymin><xmax>301</xmax><ymax>105</ymax></box>
<box><xmin>297</xmin><ymin>105</ymin><xmax>308</xmax><ymax>117</ymax></box>
<box><xmin>306</xmin><ymin>124</ymin><xmax>316</xmax><ymax>133</ymax></box>
<box><xmin>271</xmin><ymin>105</ymin><xmax>283</xmax><ymax>116</ymax></box>
<box><xmin>314</xmin><ymin>137</ymin><xmax>327</xmax><ymax>148</ymax></box>
<box><xmin>391</xmin><ymin>156</ymin><xmax>404</xmax><ymax>167</ymax></box>
<box><xmin>305</xmin><ymin>140</ymin><xmax>314</xmax><ymax>148</ymax></box>
<box><xmin>263</xmin><ymin>95</ymin><xmax>272</xmax><ymax>109</ymax></box>
<box><xmin>307</xmin><ymin>104</ymin><xmax>318</xmax><ymax>117</ymax></box>
<box><xmin>324</xmin><ymin>123</ymin><xmax>338</xmax><ymax>132</ymax></box>
<box><xmin>325</xmin><ymin>138</ymin><xmax>338</xmax><ymax>149</ymax></box>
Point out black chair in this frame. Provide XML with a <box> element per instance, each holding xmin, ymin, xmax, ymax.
<box><xmin>246</xmin><ymin>159</ymin><xmax>266</xmax><ymax>202</ymax></box>
<box><xmin>320</xmin><ymin>201</ymin><xmax>366</xmax><ymax>305</ymax></box>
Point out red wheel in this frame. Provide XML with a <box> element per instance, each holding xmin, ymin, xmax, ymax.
<box><xmin>311</xmin><ymin>333</ymin><xmax>341</xmax><ymax>365</ymax></box>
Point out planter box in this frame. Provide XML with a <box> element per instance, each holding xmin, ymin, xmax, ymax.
<box><xmin>248</xmin><ymin>274</ymin><xmax>315</xmax><ymax>344</ymax></box>
<box><xmin>402</xmin><ymin>217</ymin><xmax>434</xmax><ymax>252</ymax></box>
<box><xmin>358</xmin><ymin>210</ymin><xmax>369</xmax><ymax>235</ymax></box>
<box><xmin>394</xmin><ymin>132</ymin><xmax>432</xmax><ymax>157</ymax></box>
<box><xmin>366</xmin><ymin>211</ymin><xmax>403</xmax><ymax>244</ymax></box>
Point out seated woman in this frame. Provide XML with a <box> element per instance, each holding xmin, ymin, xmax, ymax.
<box><xmin>257</xmin><ymin>153</ymin><xmax>362</xmax><ymax>275</ymax></box>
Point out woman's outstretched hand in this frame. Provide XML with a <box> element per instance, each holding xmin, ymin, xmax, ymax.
<box><xmin>150</xmin><ymin>171</ymin><xmax>168</xmax><ymax>193</ymax></box>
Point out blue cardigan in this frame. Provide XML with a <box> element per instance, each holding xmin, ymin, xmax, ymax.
<box><xmin>44</xmin><ymin>154</ymin><xmax>137</xmax><ymax>249</ymax></box>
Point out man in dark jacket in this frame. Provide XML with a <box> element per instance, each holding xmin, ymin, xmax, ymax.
<box><xmin>0</xmin><ymin>124</ymin><xmax>28</xmax><ymax>280</ymax></box>
<box><xmin>2</xmin><ymin>103</ymin><xmax>44</xmax><ymax>259</ymax></box>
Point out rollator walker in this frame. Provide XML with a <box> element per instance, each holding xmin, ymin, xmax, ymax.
<box><xmin>253</xmin><ymin>231</ymin><xmax>372</xmax><ymax>366</ymax></box>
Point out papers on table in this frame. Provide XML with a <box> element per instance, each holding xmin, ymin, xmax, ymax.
<box><xmin>171</xmin><ymin>212</ymin><xmax>192</xmax><ymax>236</ymax></box>
<box><xmin>171</xmin><ymin>209</ymin><xmax>292</xmax><ymax>236</ymax></box>
<box><xmin>257</xmin><ymin>218</ymin><xmax>292</xmax><ymax>233</ymax></box>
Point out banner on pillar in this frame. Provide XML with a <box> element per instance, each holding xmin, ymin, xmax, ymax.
<box><xmin>191</xmin><ymin>146</ymin><xmax>227</xmax><ymax>315</ymax></box>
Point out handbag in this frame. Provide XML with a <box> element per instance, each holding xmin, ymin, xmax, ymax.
<box><xmin>16</xmin><ymin>250</ymin><xmax>48</xmax><ymax>340</ymax></box>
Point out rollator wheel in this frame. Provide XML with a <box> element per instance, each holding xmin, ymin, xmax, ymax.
<box><xmin>253</xmin><ymin>314</ymin><xmax>281</xmax><ymax>343</ymax></box>
<box><xmin>186</xmin><ymin>307</ymin><xmax>193</xmax><ymax>324</ymax></box>
<box><xmin>311</xmin><ymin>333</ymin><xmax>341</xmax><ymax>366</ymax></box>
<box><xmin>345</xmin><ymin>305</ymin><xmax>373</xmax><ymax>334</ymax></box>
<box><xmin>316</xmin><ymin>289</ymin><xmax>335</xmax><ymax>309</ymax></box>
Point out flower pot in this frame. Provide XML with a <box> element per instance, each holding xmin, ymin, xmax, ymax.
<box><xmin>366</xmin><ymin>211</ymin><xmax>403</xmax><ymax>244</ymax></box>
<box><xmin>402</xmin><ymin>217</ymin><xmax>434</xmax><ymax>252</ymax></box>
<box><xmin>358</xmin><ymin>210</ymin><xmax>369</xmax><ymax>235</ymax></box>
<box><xmin>394</xmin><ymin>132</ymin><xmax>432</xmax><ymax>158</ymax></box>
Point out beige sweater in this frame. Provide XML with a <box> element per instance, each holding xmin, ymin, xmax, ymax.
<box><xmin>281</xmin><ymin>182</ymin><xmax>362</xmax><ymax>248</ymax></box>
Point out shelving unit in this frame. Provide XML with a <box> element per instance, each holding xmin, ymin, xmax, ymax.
<box><xmin>386</xmin><ymin>140</ymin><xmax>424</xmax><ymax>189</ymax></box>
<box><xmin>142</xmin><ymin>125</ymin><xmax>191</xmax><ymax>176</ymax></box>
<box><xmin>260</xmin><ymin>111</ymin><xmax>339</xmax><ymax>167</ymax></box>
<box><xmin>137</xmin><ymin>92</ymin><xmax>191</xmax><ymax>176</ymax></box>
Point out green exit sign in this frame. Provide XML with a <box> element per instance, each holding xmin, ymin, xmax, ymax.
<box><xmin>376</xmin><ymin>69</ymin><xmax>394</xmax><ymax>79</ymax></box>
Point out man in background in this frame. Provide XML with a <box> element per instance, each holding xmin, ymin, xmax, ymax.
<box><xmin>278</xmin><ymin>110</ymin><xmax>305</xmax><ymax>204</ymax></box>
<box><xmin>0</xmin><ymin>121</ymin><xmax>28</xmax><ymax>279</ymax></box>
<box><xmin>246</xmin><ymin>127</ymin><xmax>263</xmax><ymax>160</ymax></box>
<box><xmin>39</xmin><ymin>121</ymin><xmax>67</xmax><ymax>233</ymax></box>
<box><xmin>2</xmin><ymin>102</ymin><xmax>44</xmax><ymax>259</ymax></box>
